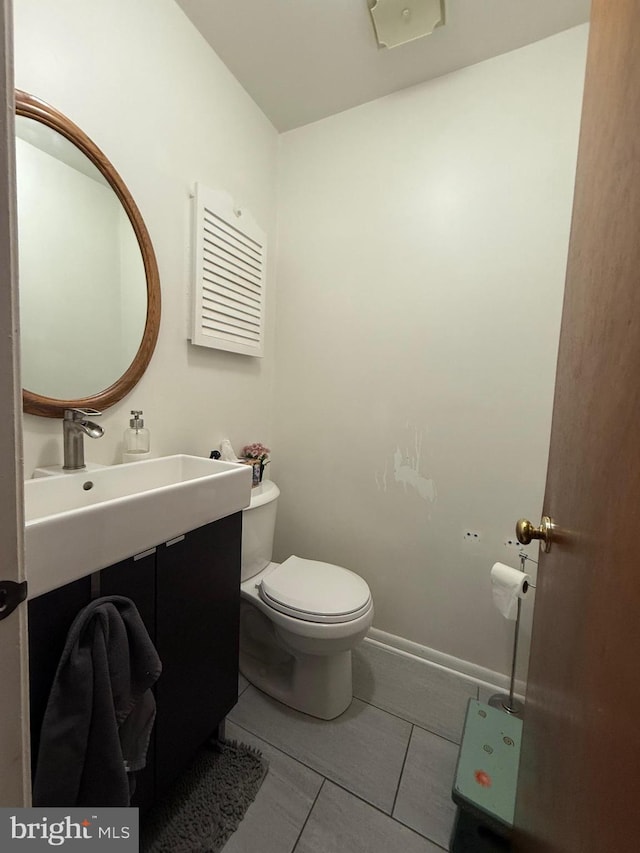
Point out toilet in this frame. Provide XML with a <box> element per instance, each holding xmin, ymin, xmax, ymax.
<box><xmin>239</xmin><ymin>480</ymin><xmax>374</xmax><ymax>720</ymax></box>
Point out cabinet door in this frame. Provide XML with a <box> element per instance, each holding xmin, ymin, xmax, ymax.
<box><xmin>154</xmin><ymin>513</ymin><xmax>241</xmax><ymax>798</ymax></box>
<box><xmin>28</xmin><ymin>576</ymin><xmax>92</xmax><ymax>779</ymax></box>
<box><xmin>29</xmin><ymin>557</ymin><xmax>156</xmax><ymax>811</ymax></box>
<box><xmin>99</xmin><ymin>551</ymin><xmax>156</xmax><ymax>815</ymax></box>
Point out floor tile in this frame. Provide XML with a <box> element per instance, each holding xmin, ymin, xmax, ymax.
<box><xmin>221</xmin><ymin>721</ymin><xmax>322</xmax><ymax>853</ymax></box>
<box><xmin>353</xmin><ymin>642</ymin><xmax>477</xmax><ymax>743</ymax></box>
<box><xmin>295</xmin><ymin>781</ymin><xmax>443</xmax><ymax>853</ymax></box>
<box><xmin>393</xmin><ymin>725</ymin><xmax>459</xmax><ymax>849</ymax></box>
<box><xmin>228</xmin><ymin>686</ymin><xmax>411</xmax><ymax>813</ymax></box>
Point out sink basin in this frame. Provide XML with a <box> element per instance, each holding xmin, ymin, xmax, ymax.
<box><xmin>25</xmin><ymin>454</ymin><xmax>252</xmax><ymax>599</ymax></box>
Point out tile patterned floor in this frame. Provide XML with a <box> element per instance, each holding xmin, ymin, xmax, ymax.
<box><xmin>222</xmin><ymin>668</ymin><xmax>479</xmax><ymax>852</ymax></box>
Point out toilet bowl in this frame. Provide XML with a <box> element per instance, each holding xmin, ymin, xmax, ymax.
<box><xmin>239</xmin><ymin>480</ymin><xmax>374</xmax><ymax>720</ymax></box>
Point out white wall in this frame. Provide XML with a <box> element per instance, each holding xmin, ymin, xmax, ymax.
<box><xmin>273</xmin><ymin>26</ymin><xmax>588</xmax><ymax>680</ymax></box>
<box><xmin>13</xmin><ymin>1</ymin><xmax>588</xmax><ymax>683</ymax></box>
<box><xmin>14</xmin><ymin>0</ymin><xmax>278</xmax><ymax>470</ymax></box>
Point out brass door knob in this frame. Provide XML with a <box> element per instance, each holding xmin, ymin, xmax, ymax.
<box><xmin>516</xmin><ymin>516</ymin><xmax>554</xmax><ymax>553</ymax></box>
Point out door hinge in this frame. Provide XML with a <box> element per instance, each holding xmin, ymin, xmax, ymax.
<box><xmin>0</xmin><ymin>580</ymin><xmax>27</xmax><ymax>620</ymax></box>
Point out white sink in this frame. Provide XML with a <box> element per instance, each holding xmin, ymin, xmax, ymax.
<box><xmin>25</xmin><ymin>454</ymin><xmax>252</xmax><ymax>599</ymax></box>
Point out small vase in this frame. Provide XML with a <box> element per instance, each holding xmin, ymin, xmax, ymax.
<box><xmin>242</xmin><ymin>458</ymin><xmax>264</xmax><ymax>487</ymax></box>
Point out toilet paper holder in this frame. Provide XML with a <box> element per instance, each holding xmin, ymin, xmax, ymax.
<box><xmin>488</xmin><ymin>552</ymin><xmax>532</xmax><ymax>718</ymax></box>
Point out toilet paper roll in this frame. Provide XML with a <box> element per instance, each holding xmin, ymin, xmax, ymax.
<box><xmin>490</xmin><ymin>562</ymin><xmax>530</xmax><ymax>621</ymax></box>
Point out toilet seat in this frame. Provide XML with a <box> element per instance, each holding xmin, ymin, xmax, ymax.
<box><xmin>259</xmin><ymin>555</ymin><xmax>372</xmax><ymax>624</ymax></box>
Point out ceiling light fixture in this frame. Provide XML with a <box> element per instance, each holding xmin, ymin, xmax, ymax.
<box><xmin>369</xmin><ymin>0</ymin><xmax>446</xmax><ymax>49</ymax></box>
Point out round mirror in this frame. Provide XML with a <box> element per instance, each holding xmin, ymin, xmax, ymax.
<box><xmin>15</xmin><ymin>90</ymin><xmax>161</xmax><ymax>417</ymax></box>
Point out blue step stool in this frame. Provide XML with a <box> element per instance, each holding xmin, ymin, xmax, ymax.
<box><xmin>450</xmin><ymin>699</ymin><xmax>522</xmax><ymax>852</ymax></box>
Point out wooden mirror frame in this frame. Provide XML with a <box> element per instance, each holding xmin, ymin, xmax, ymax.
<box><xmin>16</xmin><ymin>90</ymin><xmax>161</xmax><ymax>418</ymax></box>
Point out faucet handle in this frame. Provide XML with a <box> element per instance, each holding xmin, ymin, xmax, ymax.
<box><xmin>64</xmin><ymin>408</ymin><xmax>102</xmax><ymax>421</ymax></box>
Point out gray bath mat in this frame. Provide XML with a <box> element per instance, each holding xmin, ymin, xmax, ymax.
<box><xmin>141</xmin><ymin>740</ymin><xmax>268</xmax><ymax>853</ymax></box>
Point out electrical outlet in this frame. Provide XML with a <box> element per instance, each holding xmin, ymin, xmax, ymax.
<box><xmin>464</xmin><ymin>530</ymin><xmax>481</xmax><ymax>542</ymax></box>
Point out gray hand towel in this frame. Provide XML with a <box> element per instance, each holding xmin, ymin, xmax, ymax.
<box><xmin>33</xmin><ymin>595</ymin><xmax>162</xmax><ymax>807</ymax></box>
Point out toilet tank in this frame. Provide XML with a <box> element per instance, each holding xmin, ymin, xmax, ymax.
<box><xmin>241</xmin><ymin>480</ymin><xmax>280</xmax><ymax>582</ymax></box>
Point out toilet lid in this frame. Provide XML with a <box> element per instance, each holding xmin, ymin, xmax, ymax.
<box><xmin>259</xmin><ymin>556</ymin><xmax>372</xmax><ymax>624</ymax></box>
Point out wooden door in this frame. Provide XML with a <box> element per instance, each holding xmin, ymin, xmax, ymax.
<box><xmin>514</xmin><ymin>2</ymin><xmax>640</xmax><ymax>849</ymax></box>
<box><xmin>0</xmin><ymin>0</ymin><xmax>31</xmax><ymax>807</ymax></box>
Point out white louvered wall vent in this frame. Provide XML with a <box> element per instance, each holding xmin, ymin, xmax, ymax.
<box><xmin>190</xmin><ymin>184</ymin><xmax>266</xmax><ymax>357</ymax></box>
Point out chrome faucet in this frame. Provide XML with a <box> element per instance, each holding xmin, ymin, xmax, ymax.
<box><xmin>63</xmin><ymin>408</ymin><xmax>105</xmax><ymax>471</ymax></box>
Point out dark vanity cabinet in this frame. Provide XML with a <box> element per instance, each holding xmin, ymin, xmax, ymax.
<box><xmin>28</xmin><ymin>574</ymin><xmax>93</xmax><ymax>782</ymax></box>
<box><xmin>153</xmin><ymin>515</ymin><xmax>241</xmax><ymax>798</ymax></box>
<box><xmin>97</xmin><ymin>547</ymin><xmax>157</xmax><ymax>813</ymax></box>
<box><xmin>28</xmin><ymin>512</ymin><xmax>242</xmax><ymax>812</ymax></box>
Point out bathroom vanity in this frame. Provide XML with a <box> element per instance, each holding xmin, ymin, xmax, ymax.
<box><xmin>15</xmin><ymin>88</ymin><xmax>249</xmax><ymax>814</ymax></box>
<box><xmin>28</xmin><ymin>512</ymin><xmax>242</xmax><ymax>813</ymax></box>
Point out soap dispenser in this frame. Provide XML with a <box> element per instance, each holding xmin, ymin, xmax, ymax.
<box><xmin>123</xmin><ymin>410</ymin><xmax>150</xmax><ymax>462</ymax></box>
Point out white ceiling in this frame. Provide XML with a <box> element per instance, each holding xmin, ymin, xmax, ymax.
<box><xmin>175</xmin><ymin>0</ymin><xmax>590</xmax><ymax>132</ymax></box>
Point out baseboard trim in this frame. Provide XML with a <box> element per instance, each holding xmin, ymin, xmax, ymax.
<box><xmin>366</xmin><ymin>627</ymin><xmax>526</xmax><ymax>698</ymax></box>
